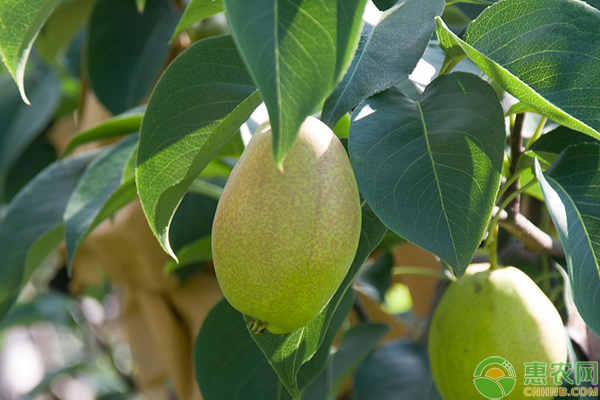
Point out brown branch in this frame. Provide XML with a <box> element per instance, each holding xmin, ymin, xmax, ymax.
<box><xmin>506</xmin><ymin>113</ymin><xmax>525</xmax><ymax>217</ymax></box>
<box><xmin>493</xmin><ymin>206</ymin><xmax>565</xmax><ymax>262</ymax></box>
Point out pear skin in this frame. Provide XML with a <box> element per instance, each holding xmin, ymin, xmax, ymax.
<box><xmin>212</xmin><ymin>116</ymin><xmax>361</xmax><ymax>334</ymax></box>
<box><xmin>429</xmin><ymin>264</ymin><xmax>568</xmax><ymax>400</ymax></box>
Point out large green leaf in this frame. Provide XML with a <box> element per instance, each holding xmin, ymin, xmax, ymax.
<box><xmin>528</xmin><ymin>125</ymin><xmax>598</xmax><ymax>167</ymax></box>
<box><xmin>585</xmin><ymin>0</ymin><xmax>600</xmax><ymax>9</ymax></box>
<box><xmin>136</xmin><ymin>35</ymin><xmax>260</xmax><ymax>259</ymax></box>
<box><xmin>354</xmin><ymin>342</ymin><xmax>442</xmax><ymax>400</ymax></box>
<box><xmin>349</xmin><ymin>72</ymin><xmax>505</xmax><ymax>275</ymax></box>
<box><xmin>242</xmin><ymin>204</ymin><xmax>387</xmax><ymax>398</ymax></box>
<box><xmin>0</xmin><ymin>151</ymin><xmax>97</xmax><ymax>322</ymax></box>
<box><xmin>194</xmin><ymin>289</ymin><xmax>355</xmax><ymax>400</ymax></box>
<box><xmin>530</xmin><ymin>126</ymin><xmax>598</xmax><ymax>156</ymax></box>
<box><xmin>0</xmin><ymin>67</ymin><xmax>61</xmax><ymax>175</ymax></box>
<box><xmin>171</xmin><ymin>0</ymin><xmax>224</xmax><ymax>41</ymax></box>
<box><xmin>535</xmin><ymin>143</ymin><xmax>600</xmax><ymax>336</ymax></box>
<box><xmin>194</xmin><ymin>299</ymin><xmax>282</xmax><ymax>400</ymax></box>
<box><xmin>87</xmin><ymin>0</ymin><xmax>180</xmax><ymax>114</ymax></box>
<box><xmin>62</xmin><ymin>106</ymin><xmax>145</xmax><ymax>157</ymax></box>
<box><xmin>321</xmin><ymin>0</ymin><xmax>444</xmax><ymax>127</ymax></box>
<box><xmin>436</xmin><ymin>0</ymin><xmax>600</xmax><ymax>141</ymax></box>
<box><xmin>0</xmin><ymin>0</ymin><xmax>62</xmax><ymax>102</ymax></box>
<box><xmin>64</xmin><ymin>135</ymin><xmax>139</xmax><ymax>269</ymax></box>
<box><xmin>223</xmin><ymin>0</ymin><xmax>366</xmax><ymax>166</ymax></box>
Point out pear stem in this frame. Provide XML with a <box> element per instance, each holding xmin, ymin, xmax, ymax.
<box><xmin>489</xmin><ymin>225</ymin><xmax>499</xmax><ymax>270</ymax></box>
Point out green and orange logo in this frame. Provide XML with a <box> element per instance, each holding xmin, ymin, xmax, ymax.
<box><xmin>473</xmin><ymin>356</ymin><xmax>517</xmax><ymax>399</ymax></box>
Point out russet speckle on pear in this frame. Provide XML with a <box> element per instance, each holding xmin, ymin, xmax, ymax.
<box><xmin>211</xmin><ymin>116</ymin><xmax>361</xmax><ymax>334</ymax></box>
<box><xmin>429</xmin><ymin>264</ymin><xmax>568</xmax><ymax>400</ymax></box>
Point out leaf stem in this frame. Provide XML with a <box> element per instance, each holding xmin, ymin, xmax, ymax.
<box><xmin>524</xmin><ymin>116</ymin><xmax>548</xmax><ymax>152</ymax></box>
<box><xmin>438</xmin><ymin>56</ymin><xmax>462</xmax><ymax>76</ymax></box>
<box><xmin>392</xmin><ymin>266</ymin><xmax>457</xmax><ymax>282</ymax></box>
<box><xmin>495</xmin><ymin>170</ymin><xmax>522</xmax><ymax>204</ymax></box>
<box><xmin>484</xmin><ymin>180</ymin><xmax>537</xmax><ymax>248</ymax></box>
<box><xmin>188</xmin><ymin>179</ymin><xmax>224</xmax><ymax>200</ymax></box>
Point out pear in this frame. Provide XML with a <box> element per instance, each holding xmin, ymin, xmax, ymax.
<box><xmin>429</xmin><ymin>264</ymin><xmax>567</xmax><ymax>400</ymax></box>
<box><xmin>211</xmin><ymin>116</ymin><xmax>361</xmax><ymax>334</ymax></box>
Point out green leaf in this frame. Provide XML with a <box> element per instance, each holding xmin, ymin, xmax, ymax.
<box><xmin>371</xmin><ymin>0</ymin><xmax>397</xmax><ymax>11</ymax></box>
<box><xmin>295</xmin><ymin>290</ymin><xmax>356</xmax><ymax>393</ymax></box>
<box><xmin>194</xmin><ymin>290</ymin><xmax>356</xmax><ymax>400</ymax></box>
<box><xmin>327</xmin><ymin>323</ymin><xmax>389</xmax><ymax>396</ymax></box>
<box><xmin>0</xmin><ymin>67</ymin><xmax>61</xmax><ymax>175</ymax></box>
<box><xmin>87</xmin><ymin>0</ymin><xmax>180</xmax><ymax>114</ymax></box>
<box><xmin>171</xmin><ymin>0</ymin><xmax>224</xmax><ymax>41</ymax></box>
<box><xmin>62</xmin><ymin>106</ymin><xmax>144</xmax><ymax>157</ymax></box>
<box><xmin>354</xmin><ymin>342</ymin><xmax>442</xmax><ymax>400</ymax></box>
<box><xmin>0</xmin><ymin>151</ymin><xmax>97</xmax><ymax>322</ymax></box>
<box><xmin>0</xmin><ymin>0</ymin><xmax>62</xmax><ymax>103</ymax></box>
<box><xmin>530</xmin><ymin>126</ymin><xmax>598</xmax><ymax>159</ymax></box>
<box><xmin>302</xmin><ymin>323</ymin><xmax>390</xmax><ymax>400</ymax></box>
<box><xmin>535</xmin><ymin>144</ymin><xmax>600</xmax><ymax>336</ymax></box>
<box><xmin>136</xmin><ymin>35</ymin><xmax>260</xmax><ymax>259</ymax></box>
<box><xmin>223</xmin><ymin>0</ymin><xmax>367</xmax><ymax>166</ymax></box>
<box><xmin>435</xmin><ymin>0</ymin><xmax>600</xmax><ymax>141</ymax></box>
<box><xmin>64</xmin><ymin>135</ymin><xmax>139</xmax><ymax>269</ymax></box>
<box><xmin>35</xmin><ymin>0</ymin><xmax>94</xmax><ymax>63</ymax></box>
<box><xmin>350</xmin><ymin>72</ymin><xmax>505</xmax><ymax>275</ymax></box>
<box><xmin>194</xmin><ymin>299</ymin><xmax>280</xmax><ymax>400</ymax></box>
<box><xmin>585</xmin><ymin>0</ymin><xmax>600</xmax><ymax>10</ymax></box>
<box><xmin>523</xmin><ymin>125</ymin><xmax>600</xmax><ymax>202</ymax></box>
<box><xmin>121</xmin><ymin>144</ymin><xmax>138</xmax><ymax>183</ymax></box>
<box><xmin>321</xmin><ymin>0</ymin><xmax>444</xmax><ymax>127</ymax></box>
<box><xmin>242</xmin><ymin>204</ymin><xmax>387</xmax><ymax>398</ymax></box>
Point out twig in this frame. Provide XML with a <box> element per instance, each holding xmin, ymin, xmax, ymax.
<box><xmin>506</xmin><ymin>113</ymin><xmax>525</xmax><ymax>217</ymax></box>
<box><xmin>493</xmin><ymin>206</ymin><xmax>565</xmax><ymax>261</ymax></box>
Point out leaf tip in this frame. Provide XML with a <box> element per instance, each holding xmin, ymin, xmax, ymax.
<box><xmin>18</xmin><ymin>82</ymin><xmax>31</xmax><ymax>105</ymax></box>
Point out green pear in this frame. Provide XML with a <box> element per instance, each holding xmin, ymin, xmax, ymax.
<box><xmin>429</xmin><ymin>264</ymin><xmax>567</xmax><ymax>400</ymax></box>
<box><xmin>211</xmin><ymin>116</ymin><xmax>361</xmax><ymax>334</ymax></box>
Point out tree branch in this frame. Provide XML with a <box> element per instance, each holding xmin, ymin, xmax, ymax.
<box><xmin>493</xmin><ymin>206</ymin><xmax>565</xmax><ymax>262</ymax></box>
<box><xmin>506</xmin><ymin>113</ymin><xmax>525</xmax><ymax>217</ymax></box>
